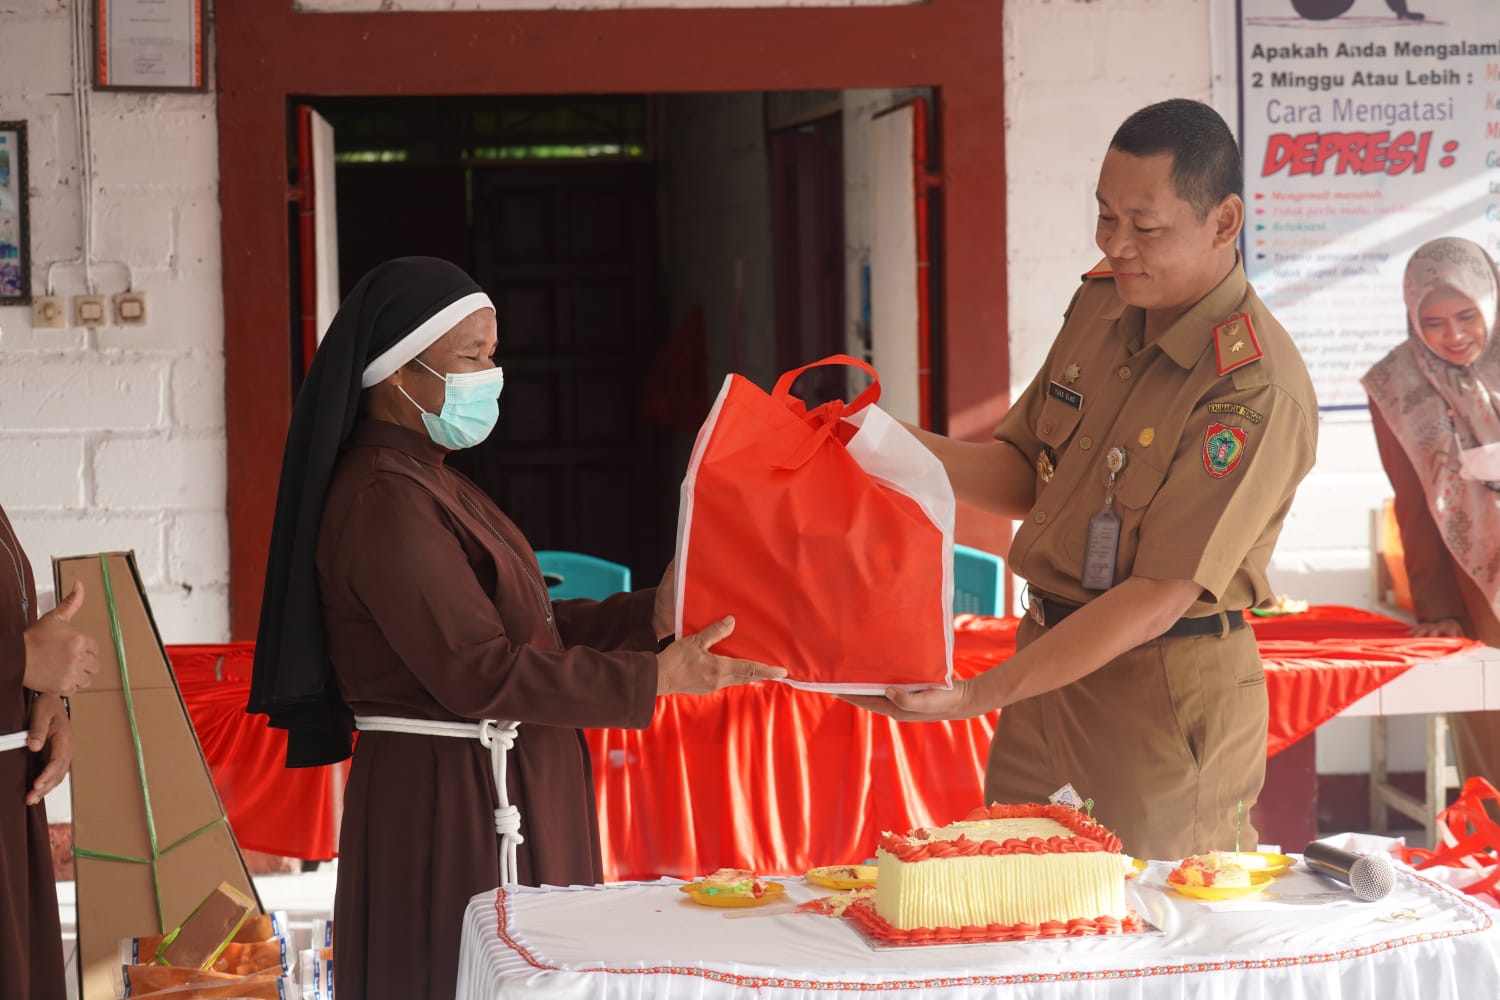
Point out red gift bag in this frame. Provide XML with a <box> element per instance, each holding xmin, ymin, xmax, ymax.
<box><xmin>675</xmin><ymin>355</ymin><xmax>955</xmax><ymax>693</ymax></box>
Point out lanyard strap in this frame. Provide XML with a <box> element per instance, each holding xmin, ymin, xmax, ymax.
<box><xmin>355</xmin><ymin>714</ymin><xmax>524</xmax><ymax>885</ymax></box>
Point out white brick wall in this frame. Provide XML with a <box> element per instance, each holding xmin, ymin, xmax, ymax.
<box><xmin>0</xmin><ymin>5</ymin><xmax>227</xmax><ymax>651</ymax></box>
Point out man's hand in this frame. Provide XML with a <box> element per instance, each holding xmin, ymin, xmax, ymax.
<box><xmin>1413</xmin><ymin>618</ymin><xmax>1465</xmax><ymax>638</ymax></box>
<box><xmin>657</xmin><ymin>615</ymin><xmax>786</xmax><ymax>696</ymax></box>
<box><xmin>22</xmin><ymin>582</ymin><xmax>100</xmax><ymax>696</ymax></box>
<box><xmin>838</xmin><ymin>680</ymin><xmax>981</xmax><ymax>722</ymax></box>
<box><xmin>24</xmin><ymin>694</ymin><xmax>73</xmax><ymax>806</ymax></box>
<box><xmin>653</xmin><ymin>560</ymin><xmax>676</xmax><ymax>640</ymax></box>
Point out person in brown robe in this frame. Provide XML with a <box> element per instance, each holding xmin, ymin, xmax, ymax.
<box><xmin>1</xmin><ymin>506</ymin><xmax>99</xmax><ymax>999</ymax></box>
<box><xmin>250</xmin><ymin>257</ymin><xmax>782</xmax><ymax>1000</ymax></box>
<box><xmin>1363</xmin><ymin>237</ymin><xmax>1500</xmax><ymax>805</ymax></box>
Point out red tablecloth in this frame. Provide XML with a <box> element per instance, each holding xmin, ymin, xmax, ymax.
<box><xmin>587</xmin><ymin>606</ymin><xmax>1479</xmax><ymax>880</ymax></box>
<box><xmin>163</xmin><ymin>606</ymin><xmax>1476</xmax><ymax>870</ymax></box>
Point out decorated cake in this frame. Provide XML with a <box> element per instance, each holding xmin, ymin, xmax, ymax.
<box><xmin>846</xmin><ymin>803</ymin><xmax>1141</xmax><ymax>944</ymax></box>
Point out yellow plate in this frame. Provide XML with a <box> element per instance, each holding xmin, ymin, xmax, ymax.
<box><xmin>1168</xmin><ymin>880</ymin><xmax>1269</xmax><ymax>902</ymax></box>
<box><xmin>1129</xmin><ymin>858</ymin><xmax>1148</xmax><ymax>878</ymax></box>
<box><xmin>1242</xmin><ymin>852</ymin><xmax>1295</xmax><ymax>877</ymax></box>
<box><xmin>806</xmin><ymin>865</ymin><xmax>879</xmax><ymax>890</ymax></box>
<box><xmin>679</xmin><ymin>880</ymin><xmax>787</xmax><ymax>908</ymax></box>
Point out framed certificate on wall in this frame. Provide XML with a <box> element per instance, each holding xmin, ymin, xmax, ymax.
<box><xmin>0</xmin><ymin>122</ymin><xmax>31</xmax><ymax>306</ymax></box>
<box><xmin>94</xmin><ymin>0</ymin><xmax>207</xmax><ymax>91</ymax></box>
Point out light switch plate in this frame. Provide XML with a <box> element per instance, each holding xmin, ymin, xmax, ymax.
<box><xmin>74</xmin><ymin>295</ymin><xmax>108</xmax><ymax>328</ymax></box>
<box><xmin>32</xmin><ymin>296</ymin><xmax>66</xmax><ymax>328</ymax></box>
<box><xmin>114</xmin><ymin>292</ymin><xmax>147</xmax><ymax>326</ymax></box>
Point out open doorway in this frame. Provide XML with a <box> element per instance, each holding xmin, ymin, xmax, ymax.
<box><xmin>292</xmin><ymin>89</ymin><xmax>935</xmax><ymax>586</ymax></box>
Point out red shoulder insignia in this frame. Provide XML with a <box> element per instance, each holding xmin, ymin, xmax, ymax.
<box><xmin>1213</xmin><ymin>313</ymin><xmax>1263</xmax><ymax>377</ymax></box>
<box><xmin>1081</xmin><ymin>258</ymin><xmax>1113</xmax><ymax>280</ymax></box>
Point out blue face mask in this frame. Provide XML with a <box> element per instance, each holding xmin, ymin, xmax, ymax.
<box><xmin>399</xmin><ymin>358</ymin><xmax>505</xmax><ymax>450</ymax></box>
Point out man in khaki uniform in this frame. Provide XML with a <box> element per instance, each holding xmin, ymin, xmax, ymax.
<box><xmin>849</xmin><ymin>99</ymin><xmax>1318</xmax><ymax>861</ymax></box>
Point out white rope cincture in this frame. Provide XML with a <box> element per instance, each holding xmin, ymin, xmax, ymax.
<box><xmin>354</xmin><ymin>715</ymin><xmax>524</xmax><ymax>885</ymax></box>
<box><xmin>0</xmin><ymin>730</ymin><xmax>29</xmax><ymax>753</ymax></box>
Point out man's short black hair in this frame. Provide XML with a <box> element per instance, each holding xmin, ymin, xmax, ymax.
<box><xmin>1110</xmin><ymin>99</ymin><xmax>1243</xmax><ymax>221</ymax></box>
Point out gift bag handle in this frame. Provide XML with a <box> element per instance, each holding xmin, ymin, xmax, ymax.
<box><xmin>772</xmin><ymin>354</ymin><xmax>882</xmax><ymax>413</ymax></box>
<box><xmin>768</xmin><ymin>356</ymin><xmax>883</xmax><ymax>471</ymax></box>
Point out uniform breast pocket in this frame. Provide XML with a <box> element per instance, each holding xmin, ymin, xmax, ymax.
<box><xmin>1111</xmin><ymin>458</ymin><xmax>1169</xmax><ymax>578</ymax></box>
<box><xmin>1036</xmin><ymin>396</ymin><xmax>1084</xmax><ymax>451</ymax></box>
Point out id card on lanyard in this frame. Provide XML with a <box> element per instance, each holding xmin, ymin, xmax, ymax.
<box><xmin>1082</xmin><ymin>447</ymin><xmax>1126</xmax><ymax>591</ymax></box>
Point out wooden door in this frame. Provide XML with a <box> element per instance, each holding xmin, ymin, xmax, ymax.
<box><xmin>770</xmin><ymin>115</ymin><xmax>846</xmax><ymax>404</ymax></box>
<box><xmin>450</xmin><ymin>163</ymin><xmax>673</xmax><ymax>581</ymax></box>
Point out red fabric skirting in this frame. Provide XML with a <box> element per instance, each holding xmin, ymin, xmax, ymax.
<box><xmin>164</xmin><ymin>606</ymin><xmax>1475</xmax><ymax>869</ymax></box>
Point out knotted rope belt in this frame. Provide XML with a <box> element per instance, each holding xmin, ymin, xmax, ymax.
<box><xmin>353</xmin><ymin>715</ymin><xmax>524</xmax><ymax>885</ymax></box>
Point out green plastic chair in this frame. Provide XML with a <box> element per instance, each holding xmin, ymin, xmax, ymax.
<box><xmin>952</xmin><ymin>544</ymin><xmax>1004</xmax><ymax>617</ymax></box>
<box><xmin>535</xmin><ymin>550</ymin><xmax>632</xmax><ymax>601</ymax></box>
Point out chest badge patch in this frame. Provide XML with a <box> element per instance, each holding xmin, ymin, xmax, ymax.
<box><xmin>1065</xmin><ymin>363</ymin><xmax>1082</xmax><ymax>385</ymax></box>
<box><xmin>1213</xmin><ymin>313</ymin><xmax>1264</xmax><ymax>376</ymax></box>
<box><xmin>1138</xmin><ymin>427</ymin><xmax>1155</xmax><ymax>448</ymax></box>
<box><xmin>1202</xmin><ymin>423</ymin><xmax>1247</xmax><ymax>478</ymax></box>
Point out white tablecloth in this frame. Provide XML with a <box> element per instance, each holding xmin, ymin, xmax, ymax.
<box><xmin>457</xmin><ymin>861</ymin><xmax>1500</xmax><ymax>999</ymax></box>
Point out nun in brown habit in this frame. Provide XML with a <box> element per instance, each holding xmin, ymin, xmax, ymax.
<box><xmin>1</xmin><ymin>509</ymin><xmax>99</xmax><ymax>999</ymax></box>
<box><xmin>250</xmin><ymin>256</ymin><xmax>782</xmax><ymax>1000</ymax></box>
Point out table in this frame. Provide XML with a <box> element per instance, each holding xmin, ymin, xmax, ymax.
<box><xmin>455</xmin><ymin>861</ymin><xmax>1500</xmax><ymax>999</ymax></box>
<box><xmin>161</xmin><ymin>607</ymin><xmax>1476</xmax><ymax>867</ymax></box>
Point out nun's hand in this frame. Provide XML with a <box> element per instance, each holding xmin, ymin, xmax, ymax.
<box><xmin>656</xmin><ymin>616</ymin><xmax>786</xmax><ymax>696</ymax></box>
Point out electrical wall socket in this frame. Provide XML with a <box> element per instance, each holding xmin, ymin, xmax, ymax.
<box><xmin>114</xmin><ymin>291</ymin><xmax>148</xmax><ymax>326</ymax></box>
<box><xmin>74</xmin><ymin>295</ymin><xmax>108</xmax><ymax>328</ymax></box>
<box><xmin>32</xmin><ymin>296</ymin><xmax>66</xmax><ymax>329</ymax></box>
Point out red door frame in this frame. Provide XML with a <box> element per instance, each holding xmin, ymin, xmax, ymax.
<box><xmin>217</xmin><ymin>0</ymin><xmax>1010</xmax><ymax>639</ymax></box>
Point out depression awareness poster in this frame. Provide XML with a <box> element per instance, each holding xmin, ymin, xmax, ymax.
<box><xmin>1238</xmin><ymin>0</ymin><xmax>1500</xmax><ymax>408</ymax></box>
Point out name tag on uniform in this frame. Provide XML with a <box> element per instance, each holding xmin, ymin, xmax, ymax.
<box><xmin>1047</xmin><ymin>381</ymin><xmax>1083</xmax><ymax>409</ymax></box>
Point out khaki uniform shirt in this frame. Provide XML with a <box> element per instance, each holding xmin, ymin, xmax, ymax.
<box><xmin>996</xmin><ymin>258</ymin><xmax>1318</xmax><ymax>615</ymax></box>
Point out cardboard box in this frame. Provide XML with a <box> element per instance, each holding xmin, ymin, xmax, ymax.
<box><xmin>54</xmin><ymin>552</ymin><xmax>262</xmax><ymax>1000</ymax></box>
<box><xmin>157</xmin><ymin>882</ymin><xmax>256</xmax><ymax>969</ymax></box>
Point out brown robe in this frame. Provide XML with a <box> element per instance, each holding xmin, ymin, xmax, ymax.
<box><xmin>0</xmin><ymin>505</ymin><xmax>67</xmax><ymax>999</ymax></box>
<box><xmin>317</xmin><ymin>421</ymin><xmax>659</xmax><ymax>1000</ymax></box>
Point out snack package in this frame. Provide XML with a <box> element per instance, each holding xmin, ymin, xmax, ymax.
<box><xmin>125</xmin><ymin>977</ymin><xmax>293</xmax><ymax>1000</ymax></box>
<box><xmin>299</xmin><ymin>947</ymin><xmax>335</xmax><ymax>1000</ymax></box>
<box><xmin>121</xmin><ymin>938</ymin><xmax>291</xmax><ymax>977</ymax></box>
<box><xmin>119</xmin><ymin>963</ymin><xmax>283</xmax><ymax>996</ymax></box>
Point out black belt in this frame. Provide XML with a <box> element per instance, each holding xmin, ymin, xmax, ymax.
<box><xmin>1027</xmin><ymin>594</ymin><xmax>1245</xmax><ymax>638</ymax></box>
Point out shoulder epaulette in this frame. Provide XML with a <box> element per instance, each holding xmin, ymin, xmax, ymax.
<box><xmin>1213</xmin><ymin>313</ymin><xmax>1264</xmax><ymax>376</ymax></box>
<box><xmin>1081</xmin><ymin>259</ymin><xmax>1113</xmax><ymax>281</ymax></box>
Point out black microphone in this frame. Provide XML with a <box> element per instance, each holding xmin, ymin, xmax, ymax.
<box><xmin>1302</xmin><ymin>841</ymin><xmax>1396</xmax><ymax>901</ymax></box>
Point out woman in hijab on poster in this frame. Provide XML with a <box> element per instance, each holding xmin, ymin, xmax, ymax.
<box><xmin>1</xmin><ymin>510</ymin><xmax>98</xmax><ymax>999</ymax></box>
<box><xmin>249</xmin><ymin>257</ymin><xmax>784</xmax><ymax>1000</ymax></box>
<box><xmin>1363</xmin><ymin>236</ymin><xmax>1500</xmax><ymax>804</ymax></box>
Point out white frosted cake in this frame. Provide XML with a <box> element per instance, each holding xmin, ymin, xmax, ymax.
<box><xmin>847</xmin><ymin>803</ymin><xmax>1140</xmax><ymax>943</ymax></box>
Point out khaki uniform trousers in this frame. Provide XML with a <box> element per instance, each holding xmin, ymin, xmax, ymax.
<box><xmin>984</xmin><ymin>614</ymin><xmax>1268</xmax><ymax>861</ymax></box>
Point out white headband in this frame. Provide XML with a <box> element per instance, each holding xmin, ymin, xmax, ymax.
<box><xmin>360</xmin><ymin>292</ymin><xmax>495</xmax><ymax>388</ymax></box>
